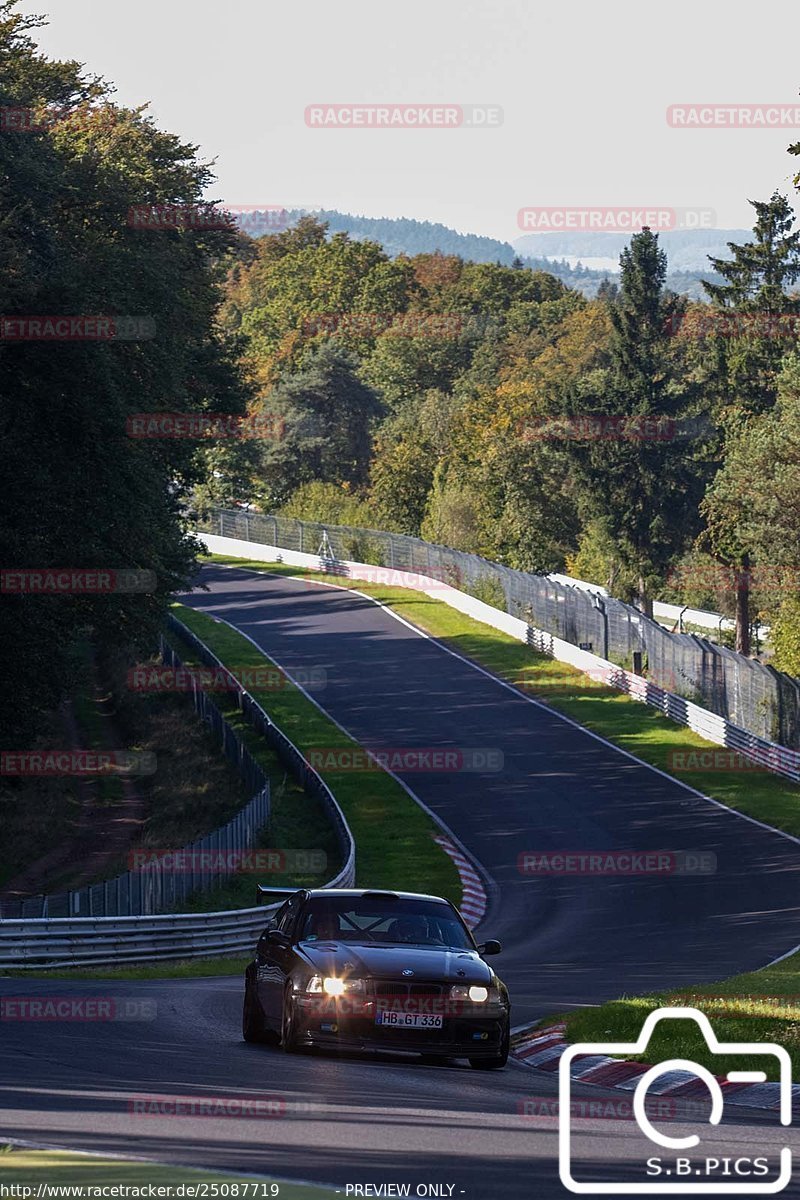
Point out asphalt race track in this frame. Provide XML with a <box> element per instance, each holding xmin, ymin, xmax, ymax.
<box><xmin>4</xmin><ymin>563</ymin><xmax>800</xmax><ymax>1197</ymax></box>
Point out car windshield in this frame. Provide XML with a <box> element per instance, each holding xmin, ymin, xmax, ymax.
<box><xmin>299</xmin><ymin>897</ymin><xmax>474</xmax><ymax>950</ymax></box>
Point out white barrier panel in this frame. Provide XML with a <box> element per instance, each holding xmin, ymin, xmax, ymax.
<box><xmin>199</xmin><ymin>532</ymin><xmax>800</xmax><ymax>785</ymax></box>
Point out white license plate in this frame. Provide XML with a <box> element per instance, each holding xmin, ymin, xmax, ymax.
<box><xmin>376</xmin><ymin>1011</ymin><xmax>444</xmax><ymax>1029</ymax></box>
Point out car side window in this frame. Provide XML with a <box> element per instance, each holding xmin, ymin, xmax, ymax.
<box><xmin>278</xmin><ymin>893</ymin><xmax>303</xmax><ymax>938</ymax></box>
<box><xmin>263</xmin><ymin>901</ymin><xmax>288</xmax><ymax>934</ymax></box>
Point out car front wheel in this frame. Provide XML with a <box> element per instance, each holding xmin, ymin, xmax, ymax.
<box><xmin>242</xmin><ymin>974</ymin><xmax>274</xmax><ymax>1044</ymax></box>
<box><xmin>281</xmin><ymin>984</ymin><xmax>301</xmax><ymax>1053</ymax></box>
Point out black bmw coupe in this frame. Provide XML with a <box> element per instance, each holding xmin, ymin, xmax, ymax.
<box><xmin>243</xmin><ymin>888</ymin><xmax>510</xmax><ymax>1068</ymax></box>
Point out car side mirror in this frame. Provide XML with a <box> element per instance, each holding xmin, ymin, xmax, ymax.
<box><xmin>267</xmin><ymin>928</ymin><xmax>291</xmax><ymax>948</ymax></box>
<box><xmin>478</xmin><ymin>939</ymin><xmax>502</xmax><ymax>956</ymax></box>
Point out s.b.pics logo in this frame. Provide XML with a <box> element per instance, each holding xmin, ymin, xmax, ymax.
<box><xmin>559</xmin><ymin>1007</ymin><xmax>792</xmax><ymax>1194</ymax></box>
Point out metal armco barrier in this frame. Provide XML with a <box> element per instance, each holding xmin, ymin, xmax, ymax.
<box><xmin>0</xmin><ymin>617</ymin><xmax>356</xmax><ymax>969</ymax></box>
<box><xmin>0</xmin><ymin>907</ymin><xmax>273</xmax><ymax>971</ymax></box>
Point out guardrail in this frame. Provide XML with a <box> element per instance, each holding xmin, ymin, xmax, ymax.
<box><xmin>196</xmin><ymin>519</ymin><xmax>800</xmax><ymax>787</ymax></box>
<box><xmin>0</xmin><ymin>616</ymin><xmax>356</xmax><ymax>970</ymax></box>
<box><xmin>0</xmin><ymin>907</ymin><xmax>273</xmax><ymax>971</ymax></box>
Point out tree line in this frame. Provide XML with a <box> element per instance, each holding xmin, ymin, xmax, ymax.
<box><xmin>5</xmin><ymin>0</ymin><xmax>800</xmax><ymax>755</ymax></box>
<box><xmin>217</xmin><ymin>188</ymin><xmax>800</xmax><ymax>669</ymax></box>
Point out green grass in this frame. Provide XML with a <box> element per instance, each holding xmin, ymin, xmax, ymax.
<box><xmin>203</xmin><ymin>554</ymin><xmax>800</xmax><ymax>839</ymax></box>
<box><xmin>172</xmin><ymin>603</ymin><xmax>460</xmax><ymax>904</ymax></box>
<box><xmin>0</xmin><ymin>1148</ymin><xmax>335</xmax><ymax>1195</ymax></box>
<box><xmin>553</xmin><ymin>949</ymin><xmax>800</xmax><ymax>1080</ymax></box>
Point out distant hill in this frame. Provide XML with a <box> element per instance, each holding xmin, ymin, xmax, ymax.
<box><xmin>514</xmin><ymin>229</ymin><xmax>750</xmax><ymax>274</ymax></box>
<box><xmin>233</xmin><ymin>209</ymin><xmax>731</xmax><ymax>299</ymax></box>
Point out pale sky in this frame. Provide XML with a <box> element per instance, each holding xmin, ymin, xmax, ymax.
<box><xmin>19</xmin><ymin>0</ymin><xmax>800</xmax><ymax>243</ymax></box>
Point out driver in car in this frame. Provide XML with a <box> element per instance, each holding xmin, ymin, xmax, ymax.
<box><xmin>388</xmin><ymin>916</ymin><xmax>428</xmax><ymax>944</ymax></box>
<box><xmin>304</xmin><ymin>911</ymin><xmax>340</xmax><ymax>941</ymax></box>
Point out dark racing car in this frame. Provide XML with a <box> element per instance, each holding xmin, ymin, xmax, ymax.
<box><xmin>242</xmin><ymin>888</ymin><xmax>510</xmax><ymax>1068</ymax></box>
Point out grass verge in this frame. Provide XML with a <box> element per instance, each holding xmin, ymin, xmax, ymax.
<box><xmin>0</xmin><ymin>1148</ymin><xmax>334</xmax><ymax>1196</ymax></box>
<box><xmin>550</xmin><ymin>949</ymin><xmax>800</xmax><ymax>1080</ymax></box>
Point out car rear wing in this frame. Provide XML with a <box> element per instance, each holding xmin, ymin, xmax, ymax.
<box><xmin>255</xmin><ymin>885</ymin><xmax>310</xmax><ymax>905</ymax></box>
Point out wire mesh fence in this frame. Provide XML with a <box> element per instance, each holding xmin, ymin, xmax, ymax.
<box><xmin>199</xmin><ymin>507</ymin><xmax>800</xmax><ymax>750</ymax></box>
<box><xmin>0</xmin><ymin>639</ymin><xmax>270</xmax><ymax>920</ymax></box>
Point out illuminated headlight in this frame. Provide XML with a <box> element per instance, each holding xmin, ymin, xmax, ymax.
<box><xmin>306</xmin><ymin>975</ymin><xmax>366</xmax><ymax>996</ymax></box>
<box><xmin>450</xmin><ymin>984</ymin><xmax>491</xmax><ymax>1002</ymax></box>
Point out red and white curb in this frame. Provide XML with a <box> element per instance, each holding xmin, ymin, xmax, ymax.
<box><xmin>434</xmin><ymin>835</ymin><xmax>487</xmax><ymax>929</ymax></box>
<box><xmin>511</xmin><ymin>1023</ymin><xmax>800</xmax><ymax>1113</ymax></box>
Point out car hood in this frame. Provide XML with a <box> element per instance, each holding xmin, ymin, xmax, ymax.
<box><xmin>297</xmin><ymin>941</ymin><xmax>494</xmax><ymax>984</ymax></box>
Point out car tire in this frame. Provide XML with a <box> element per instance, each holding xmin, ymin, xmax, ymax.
<box><xmin>469</xmin><ymin>1022</ymin><xmax>509</xmax><ymax>1070</ymax></box>
<box><xmin>242</xmin><ymin>974</ymin><xmax>275</xmax><ymax>1044</ymax></box>
<box><xmin>281</xmin><ymin>984</ymin><xmax>300</xmax><ymax>1053</ymax></box>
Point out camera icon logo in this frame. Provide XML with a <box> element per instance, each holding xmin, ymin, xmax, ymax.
<box><xmin>558</xmin><ymin>1006</ymin><xmax>792</xmax><ymax>1194</ymax></box>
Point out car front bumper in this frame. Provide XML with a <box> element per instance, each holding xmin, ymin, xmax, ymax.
<box><xmin>293</xmin><ymin>993</ymin><xmax>509</xmax><ymax>1057</ymax></box>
